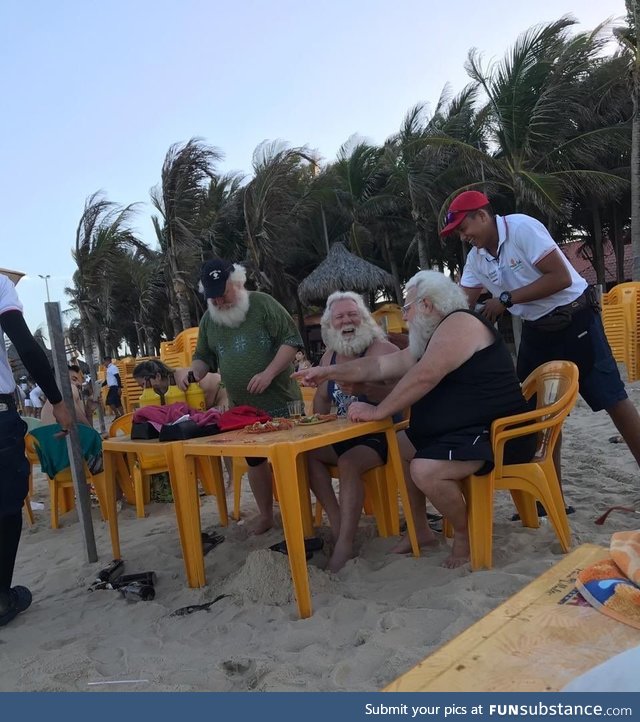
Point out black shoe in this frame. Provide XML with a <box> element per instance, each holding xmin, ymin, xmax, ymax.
<box><xmin>511</xmin><ymin>502</ymin><xmax>576</xmax><ymax>521</ymax></box>
<box><xmin>0</xmin><ymin>586</ymin><xmax>32</xmax><ymax>627</ymax></box>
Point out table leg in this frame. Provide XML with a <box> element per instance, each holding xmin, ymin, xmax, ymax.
<box><xmin>196</xmin><ymin>457</ymin><xmax>228</xmax><ymax>527</ymax></box>
<box><xmin>167</xmin><ymin>444</ymin><xmax>206</xmax><ymax>587</ymax></box>
<box><xmin>272</xmin><ymin>447</ymin><xmax>312</xmax><ymax>619</ymax></box>
<box><xmin>295</xmin><ymin>452</ymin><xmax>315</xmax><ymax>538</ymax></box>
<box><xmin>385</xmin><ymin>428</ymin><xmax>419</xmax><ymax>557</ymax></box>
<box><xmin>102</xmin><ymin>450</ymin><xmax>121</xmax><ymax>559</ymax></box>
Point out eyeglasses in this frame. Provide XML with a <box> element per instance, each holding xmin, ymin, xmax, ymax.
<box><xmin>402</xmin><ymin>297</ymin><xmax>423</xmax><ymax>314</ymax></box>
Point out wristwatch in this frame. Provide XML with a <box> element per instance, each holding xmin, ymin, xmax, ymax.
<box><xmin>499</xmin><ymin>291</ymin><xmax>513</xmax><ymax>308</ymax></box>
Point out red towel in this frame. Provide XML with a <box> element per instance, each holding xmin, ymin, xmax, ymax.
<box><xmin>217</xmin><ymin>405</ymin><xmax>271</xmax><ymax>431</ymax></box>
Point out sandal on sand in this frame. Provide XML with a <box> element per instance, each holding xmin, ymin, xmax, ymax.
<box><xmin>0</xmin><ymin>586</ymin><xmax>32</xmax><ymax>627</ymax></box>
<box><xmin>170</xmin><ymin>594</ymin><xmax>229</xmax><ymax>617</ymax></box>
<box><xmin>269</xmin><ymin>537</ymin><xmax>323</xmax><ymax>559</ymax></box>
<box><xmin>201</xmin><ymin>531</ymin><xmax>225</xmax><ymax>556</ymax></box>
<box><xmin>511</xmin><ymin>501</ymin><xmax>575</xmax><ymax>521</ymax></box>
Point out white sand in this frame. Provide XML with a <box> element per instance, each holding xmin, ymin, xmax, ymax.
<box><xmin>2</xmin><ymin>380</ymin><xmax>639</xmax><ymax>692</ymax></box>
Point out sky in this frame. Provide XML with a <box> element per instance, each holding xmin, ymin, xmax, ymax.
<box><xmin>0</xmin><ymin>0</ymin><xmax>628</xmax><ymax>336</ymax></box>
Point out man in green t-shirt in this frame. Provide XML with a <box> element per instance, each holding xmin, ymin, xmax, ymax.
<box><xmin>177</xmin><ymin>258</ymin><xmax>302</xmax><ymax>535</ymax></box>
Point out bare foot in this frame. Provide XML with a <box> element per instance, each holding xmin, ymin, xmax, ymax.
<box><xmin>390</xmin><ymin>531</ymin><xmax>440</xmax><ymax>554</ymax></box>
<box><xmin>327</xmin><ymin>543</ymin><xmax>355</xmax><ymax>573</ymax></box>
<box><xmin>441</xmin><ymin>534</ymin><xmax>470</xmax><ymax>568</ymax></box>
<box><xmin>248</xmin><ymin>515</ymin><xmax>273</xmax><ymax>535</ymax></box>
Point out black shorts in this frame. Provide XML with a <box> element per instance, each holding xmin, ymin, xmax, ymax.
<box><xmin>517</xmin><ymin>307</ymin><xmax>627</xmax><ymax>412</ymax></box>
<box><xmin>332</xmin><ymin>433</ymin><xmax>388</xmax><ymax>464</ymax></box>
<box><xmin>106</xmin><ymin>386</ymin><xmax>122</xmax><ymax>407</ymax></box>
<box><xmin>0</xmin><ymin>407</ymin><xmax>29</xmax><ymax>516</ymax></box>
<box><xmin>408</xmin><ymin>424</ymin><xmax>537</xmax><ymax>476</ymax></box>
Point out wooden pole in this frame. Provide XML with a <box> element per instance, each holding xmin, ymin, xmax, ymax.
<box><xmin>45</xmin><ymin>302</ymin><xmax>98</xmax><ymax>562</ymax></box>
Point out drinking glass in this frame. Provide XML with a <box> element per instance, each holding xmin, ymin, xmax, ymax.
<box><xmin>287</xmin><ymin>400</ymin><xmax>304</xmax><ymax>420</ymax></box>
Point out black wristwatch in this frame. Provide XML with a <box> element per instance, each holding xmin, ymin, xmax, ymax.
<box><xmin>499</xmin><ymin>291</ymin><xmax>513</xmax><ymax>308</ymax></box>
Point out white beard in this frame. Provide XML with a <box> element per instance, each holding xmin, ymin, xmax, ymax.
<box><xmin>408</xmin><ymin>312</ymin><xmax>441</xmax><ymax>360</ymax></box>
<box><xmin>207</xmin><ymin>289</ymin><xmax>250</xmax><ymax>328</ymax></box>
<box><xmin>324</xmin><ymin>323</ymin><xmax>377</xmax><ymax>357</ymax></box>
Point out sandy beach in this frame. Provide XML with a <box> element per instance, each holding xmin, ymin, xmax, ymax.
<box><xmin>2</xmin><ymin>378</ymin><xmax>639</xmax><ymax>692</ymax></box>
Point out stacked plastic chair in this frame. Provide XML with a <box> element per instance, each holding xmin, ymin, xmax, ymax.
<box><xmin>602</xmin><ymin>282</ymin><xmax>640</xmax><ymax>382</ymax></box>
<box><xmin>160</xmin><ymin>327</ymin><xmax>200</xmax><ymax>369</ymax></box>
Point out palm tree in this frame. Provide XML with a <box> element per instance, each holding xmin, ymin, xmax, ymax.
<box><xmin>242</xmin><ymin>140</ymin><xmax>316</xmax><ymax>302</ymax></box>
<box><xmin>66</xmin><ymin>192</ymin><xmax>146</xmax><ymax>428</ymax></box>
<box><xmin>150</xmin><ymin>138</ymin><xmax>222</xmax><ymax>332</ymax></box>
<box><xmin>615</xmin><ymin>1</ymin><xmax>640</xmax><ymax>279</ymax></box>
<box><xmin>462</xmin><ymin>17</ymin><xmax>629</xmax><ymax>219</ymax></box>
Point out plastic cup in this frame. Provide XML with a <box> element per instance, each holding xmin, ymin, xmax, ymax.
<box><xmin>287</xmin><ymin>400</ymin><xmax>304</xmax><ymax>420</ymax></box>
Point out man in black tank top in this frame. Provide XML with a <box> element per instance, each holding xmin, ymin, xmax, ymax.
<box><xmin>295</xmin><ymin>271</ymin><xmax>535</xmax><ymax>568</ymax></box>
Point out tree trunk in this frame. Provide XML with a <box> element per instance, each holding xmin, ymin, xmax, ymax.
<box><xmin>612</xmin><ymin>202</ymin><xmax>625</xmax><ymax>284</ymax></box>
<box><xmin>382</xmin><ymin>232</ymin><xmax>403</xmax><ymax>304</ymax></box>
<box><xmin>81</xmin><ymin>323</ymin><xmax>106</xmax><ymax>435</ymax></box>
<box><xmin>632</xmin><ymin>60</ymin><xmax>640</xmax><ymax>280</ymax></box>
<box><xmin>294</xmin><ymin>294</ymin><xmax>309</xmax><ymax>357</ymax></box>
<box><xmin>172</xmin><ymin>277</ymin><xmax>191</xmax><ymax>331</ymax></box>
<box><xmin>592</xmin><ymin>206</ymin><xmax>606</xmax><ymax>286</ymax></box>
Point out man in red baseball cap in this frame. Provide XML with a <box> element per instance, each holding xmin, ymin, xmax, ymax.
<box><xmin>442</xmin><ymin>189</ymin><xmax>640</xmax><ymax>512</ymax></box>
<box><xmin>439</xmin><ymin>190</ymin><xmax>491</xmax><ymax>238</ymax></box>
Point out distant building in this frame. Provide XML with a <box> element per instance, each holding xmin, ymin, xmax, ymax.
<box><xmin>561</xmin><ymin>240</ymin><xmax>631</xmax><ymax>289</ymax></box>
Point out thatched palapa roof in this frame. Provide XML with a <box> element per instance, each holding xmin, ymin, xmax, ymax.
<box><xmin>298</xmin><ymin>243</ymin><xmax>395</xmax><ymax>306</ymax></box>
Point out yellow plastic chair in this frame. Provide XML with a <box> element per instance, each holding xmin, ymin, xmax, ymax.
<box><xmin>460</xmin><ymin>360</ymin><xmax>579</xmax><ymax>570</ymax></box>
<box><xmin>25</xmin><ymin>433</ymin><xmax>108</xmax><ymax>529</ymax></box>
<box><xmin>109</xmin><ymin>413</ymin><xmax>227</xmax><ymax>524</ymax></box>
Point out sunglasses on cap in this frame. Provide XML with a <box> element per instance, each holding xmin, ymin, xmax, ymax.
<box><xmin>444</xmin><ymin>208</ymin><xmax>481</xmax><ymax>225</ymax></box>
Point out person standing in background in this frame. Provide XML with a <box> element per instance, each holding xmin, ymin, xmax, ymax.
<box><xmin>102</xmin><ymin>356</ymin><xmax>124</xmax><ymax>418</ymax></box>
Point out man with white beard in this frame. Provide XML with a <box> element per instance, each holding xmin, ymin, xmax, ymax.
<box><xmin>303</xmin><ymin>291</ymin><xmax>405</xmax><ymax>572</ymax></box>
<box><xmin>296</xmin><ymin>271</ymin><xmax>535</xmax><ymax>568</ymax></box>
<box><xmin>177</xmin><ymin>258</ymin><xmax>303</xmax><ymax>534</ymax></box>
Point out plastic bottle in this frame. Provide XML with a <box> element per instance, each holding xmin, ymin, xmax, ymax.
<box><xmin>164</xmin><ymin>373</ymin><xmax>186</xmax><ymax>406</ymax></box>
<box><xmin>138</xmin><ymin>378</ymin><xmax>160</xmax><ymax>408</ymax></box>
<box><xmin>97</xmin><ymin>559</ymin><xmax>125</xmax><ymax>583</ymax></box>
<box><xmin>186</xmin><ymin>371</ymin><xmax>206</xmax><ymax>411</ymax></box>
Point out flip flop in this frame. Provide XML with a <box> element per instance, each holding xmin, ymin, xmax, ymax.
<box><xmin>170</xmin><ymin>594</ymin><xmax>229</xmax><ymax>617</ymax></box>
<box><xmin>269</xmin><ymin>537</ymin><xmax>323</xmax><ymax>558</ymax></box>
<box><xmin>0</xmin><ymin>586</ymin><xmax>32</xmax><ymax>627</ymax></box>
<box><xmin>201</xmin><ymin>531</ymin><xmax>225</xmax><ymax>556</ymax></box>
<box><xmin>511</xmin><ymin>501</ymin><xmax>575</xmax><ymax>521</ymax></box>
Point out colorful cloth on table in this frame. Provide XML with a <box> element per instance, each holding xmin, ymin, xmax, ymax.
<box><xmin>576</xmin><ymin>530</ymin><xmax>640</xmax><ymax>631</ymax></box>
<box><xmin>133</xmin><ymin>403</ymin><xmax>270</xmax><ymax>433</ymax></box>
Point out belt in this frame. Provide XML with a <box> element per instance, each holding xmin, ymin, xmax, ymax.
<box><xmin>528</xmin><ymin>290</ymin><xmax>589</xmax><ymax>323</ymax></box>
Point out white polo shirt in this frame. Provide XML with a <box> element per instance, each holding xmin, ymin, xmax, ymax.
<box><xmin>460</xmin><ymin>214</ymin><xmax>587</xmax><ymax>321</ymax></box>
<box><xmin>106</xmin><ymin>362</ymin><xmax>120</xmax><ymax>387</ymax></box>
<box><xmin>0</xmin><ymin>274</ymin><xmax>23</xmax><ymax>394</ymax></box>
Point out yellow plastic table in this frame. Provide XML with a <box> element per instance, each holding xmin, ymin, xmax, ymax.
<box><xmin>172</xmin><ymin>417</ymin><xmax>414</xmax><ymax>618</ymax></box>
<box><xmin>384</xmin><ymin>543</ymin><xmax>640</xmax><ymax>692</ymax></box>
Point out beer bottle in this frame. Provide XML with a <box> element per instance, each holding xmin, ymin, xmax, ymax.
<box><xmin>186</xmin><ymin>371</ymin><xmax>206</xmax><ymax>411</ymax></box>
<box><xmin>164</xmin><ymin>373</ymin><xmax>186</xmax><ymax>406</ymax></box>
<box><xmin>138</xmin><ymin>378</ymin><xmax>160</xmax><ymax>408</ymax></box>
